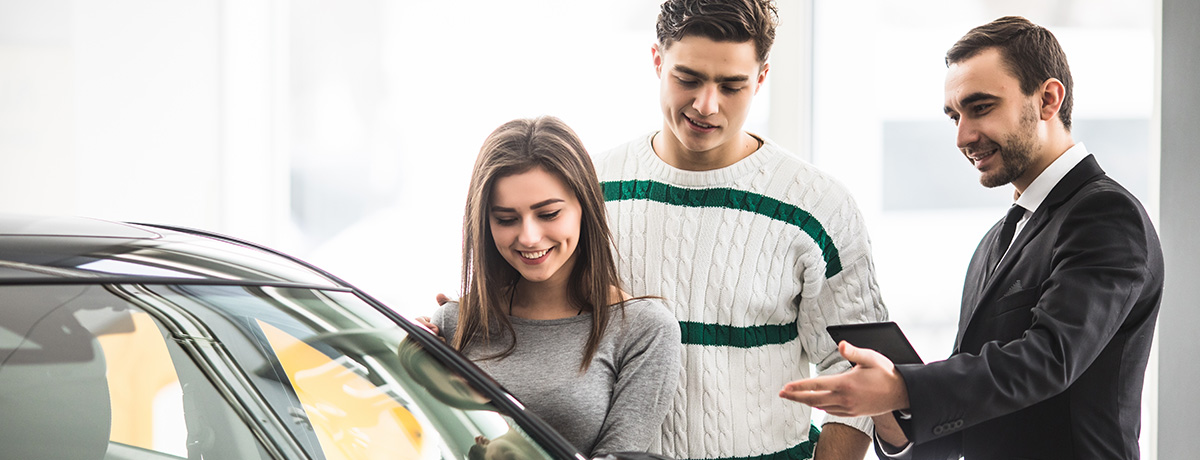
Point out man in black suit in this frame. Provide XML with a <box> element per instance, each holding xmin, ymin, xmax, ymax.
<box><xmin>778</xmin><ymin>16</ymin><xmax>1164</xmax><ymax>460</ymax></box>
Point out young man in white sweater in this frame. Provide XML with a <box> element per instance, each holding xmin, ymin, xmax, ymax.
<box><xmin>594</xmin><ymin>1</ymin><xmax>888</xmax><ymax>459</ymax></box>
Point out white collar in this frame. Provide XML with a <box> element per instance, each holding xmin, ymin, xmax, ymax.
<box><xmin>1014</xmin><ymin>142</ymin><xmax>1089</xmax><ymax>213</ymax></box>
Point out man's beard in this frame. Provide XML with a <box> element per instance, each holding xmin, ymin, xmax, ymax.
<box><xmin>980</xmin><ymin>103</ymin><xmax>1040</xmax><ymax>188</ymax></box>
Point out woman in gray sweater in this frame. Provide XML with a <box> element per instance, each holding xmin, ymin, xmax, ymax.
<box><xmin>427</xmin><ymin>116</ymin><xmax>681</xmax><ymax>457</ymax></box>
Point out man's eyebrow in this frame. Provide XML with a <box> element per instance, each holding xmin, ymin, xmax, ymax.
<box><xmin>945</xmin><ymin>92</ymin><xmax>998</xmax><ymax>115</ymax></box>
<box><xmin>674</xmin><ymin>65</ymin><xmax>751</xmax><ymax>83</ymax></box>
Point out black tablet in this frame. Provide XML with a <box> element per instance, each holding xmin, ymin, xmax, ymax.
<box><xmin>826</xmin><ymin>321</ymin><xmax>924</xmax><ymax>365</ymax></box>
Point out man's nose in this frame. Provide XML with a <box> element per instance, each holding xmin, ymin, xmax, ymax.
<box><xmin>956</xmin><ymin>119</ymin><xmax>980</xmax><ymax>150</ymax></box>
<box><xmin>693</xmin><ymin>85</ymin><xmax>719</xmax><ymax>117</ymax></box>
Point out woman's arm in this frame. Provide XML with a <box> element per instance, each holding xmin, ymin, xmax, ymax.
<box><xmin>590</xmin><ymin>299</ymin><xmax>682</xmax><ymax>456</ymax></box>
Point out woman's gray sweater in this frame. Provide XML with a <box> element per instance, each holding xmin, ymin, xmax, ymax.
<box><xmin>432</xmin><ymin>298</ymin><xmax>681</xmax><ymax>456</ymax></box>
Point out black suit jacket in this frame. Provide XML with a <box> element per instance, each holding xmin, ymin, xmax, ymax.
<box><xmin>893</xmin><ymin>155</ymin><xmax>1164</xmax><ymax>460</ymax></box>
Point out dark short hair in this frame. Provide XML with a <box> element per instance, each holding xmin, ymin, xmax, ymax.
<box><xmin>946</xmin><ymin>16</ymin><xmax>1074</xmax><ymax>130</ymax></box>
<box><xmin>656</xmin><ymin>0</ymin><xmax>778</xmax><ymax>64</ymax></box>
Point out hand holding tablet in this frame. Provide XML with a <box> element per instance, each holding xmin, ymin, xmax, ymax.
<box><xmin>826</xmin><ymin>321</ymin><xmax>923</xmax><ymax>365</ymax></box>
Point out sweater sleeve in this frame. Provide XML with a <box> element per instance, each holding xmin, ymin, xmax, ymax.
<box><xmin>590</xmin><ymin>299</ymin><xmax>682</xmax><ymax>456</ymax></box>
<box><xmin>796</xmin><ymin>188</ymin><xmax>889</xmax><ymax>435</ymax></box>
<box><xmin>430</xmin><ymin>301</ymin><xmax>459</xmax><ymax>341</ymax></box>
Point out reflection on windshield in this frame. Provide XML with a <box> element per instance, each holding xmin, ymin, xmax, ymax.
<box><xmin>153</xmin><ymin>284</ymin><xmax>554</xmax><ymax>460</ymax></box>
<box><xmin>0</xmin><ymin>282</ymin><xmax>557</xmax><ymax>460</ymax></box>
<box><xmin>396</xmin><ymin>338</ymin><xmax>492</xmax><ymax>410</ymax></box>
<box><xmin>76</xmin><ymin>258</ymin><xmax>205</xmax><ymax>279</ymax></box>
<box><xmin>396</xmin><ymin>339</ymin><xmax>545</xmax><ymax>460</ymax></box>
<box><xmin>260</xmin><ymin>321</ymin><xmax>427</xmax><ymax>458</ymax></box>
<box><xmin>0</xmin><ymin>284</ymin><xmax>271</xmax><ymax>459</ymax></box>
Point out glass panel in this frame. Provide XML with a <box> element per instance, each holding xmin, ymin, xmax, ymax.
<box><xmin>147</xmin><ymin>284</ymin><xmax>556</xmax><ymax>460</ymax></box>
<box><xmin>99</xmin><ymin>311</ymin><xmax>188</xmax><ymax>455</ymax></box>
<box><xmin>0</xmin><ymin>284</ymin><xmax>269</xmax><ymax>460</ymax></box>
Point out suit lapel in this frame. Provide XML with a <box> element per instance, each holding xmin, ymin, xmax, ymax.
<box><xmin>955</xmin><ymin>155</ymin><xmax>1106</xmax><ymax>349</ymax></box>
<box><xmin>955</xmin><ymin>233</ymin><xmax>995</xmax><ymax>347</ymax></box>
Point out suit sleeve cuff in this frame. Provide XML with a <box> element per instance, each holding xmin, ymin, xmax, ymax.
<box><xmin>874</xmin><ymin>430</ymin><xmax>914</xmax><ymax>459</ymax></box>
<box><xmin>893</xmin><ymin>409</ymin><xmax>916</xmax><ymax>440</ymax></box>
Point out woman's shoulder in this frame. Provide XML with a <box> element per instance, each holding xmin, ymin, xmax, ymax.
<box><xmin>616</xmin><ymin>297</ymin><xmax>678</xmax><ymax>332</ymax></box>
<box><xmin>611</xmin><ymin>297</ymin><xmax>680</xmax><ymax>359</ymax></box>
<box><xmin>431</xmin><ymin>300</ymin><xmax>460</xmax><ymax>328</ymax></box>
<box><xmin>618</xmin><ymin>296</ymin><xmax>665</xmax><ymax>310</ymax></box>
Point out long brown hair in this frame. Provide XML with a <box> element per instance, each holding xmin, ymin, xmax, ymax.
<box><xmin>453</xmin><ymin>116</ymin><xmax>623</xmax><ymax>372</ymax></box>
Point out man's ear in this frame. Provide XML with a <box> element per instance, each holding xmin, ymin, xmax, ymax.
<box><xmin>1038</xmin><ymin>78</ymin><xmax>1066</xmax><ymax>122</ymax></box>
<box><xmin>652</xmin><ymin>44</ymin><xmax>664</xmax><ymax>78</ymax></box>
<box><xmin>754</xmin><ymin>62</ymin><xmax>770</xmax><ymax>94</ymax></box>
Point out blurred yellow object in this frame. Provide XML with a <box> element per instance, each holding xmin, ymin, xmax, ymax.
<box><xmin>98</xmin><ymin>312</ymin><xmax>183</xmax><ymax>451</ymax></box>
<box><xmin>259</xmin><ymin>321</ymin><xmax>424</xmax><ymax>460</ymax></box>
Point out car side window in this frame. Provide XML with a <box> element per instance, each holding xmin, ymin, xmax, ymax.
<box><xmin>150</xmin><ymin>285</ymin><xmax>556</xmax><ymax>460</ymax></box>
<box><xmin>257</xmin><ymin>319</ymin><xmax>434</xmax><ymax>458</ymax></box>
<box><xmin>0</xmin><ymin>285</ymin><xmax>271</xmax><ymax>460</ymax></box>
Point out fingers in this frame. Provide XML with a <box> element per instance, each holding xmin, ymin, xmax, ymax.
<box><xmin>779</xmin><ymin>372</ymin><xmax>861</xmax><ymax>416</ymax></box>
<box><xmin>414</xmin><ymin>316</ymin><xmax>440</xmax><ymax>335</ymax></box>
<box><xmin>778</xmin><ymin>387</ymin><xmax>855</xmax><ymax>417</ymax></box>
<box><xmin>779</xmin><ymin>376</ymin><xmax>836</xmax><ymax>405</ymax></box>
<box><xmin>778</xmin><ymin>386</ymin><xmax>828</xmax><ymax>404</ymax></box>
<box><xmin>838</xmin><ymin>340</ymin><xmax>893</xmax><ymax>370</ymax></box>
<box><xmin>779</xmin><ymin>342</ymin><xmax>906</xmax><ymax>418</ymax></box>
<box><xmin>781</xmin><ymin>377</ymin><xmax>828</xmax><ymax>393</ymax></box>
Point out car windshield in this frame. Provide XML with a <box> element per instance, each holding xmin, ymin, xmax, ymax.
<box><xmin>0</xmin><ymin>283</ymin><xmax>556</xmax><ymax>460</ymax></box>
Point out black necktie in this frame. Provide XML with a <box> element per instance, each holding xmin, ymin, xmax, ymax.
<box><xmin>989</xmin><ymin>204</ymin><xmax>1026</xmax><ymax>275</ymax></box>
<box><xmin>998</xmin><ymin>204</ymin><xmax>1026</xmax><ymax>252</ymax></box>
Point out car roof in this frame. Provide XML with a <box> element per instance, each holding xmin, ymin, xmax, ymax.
<box><xmin>0</xmin><ymin>214</ymin><xmax>344</xmax><ymax>288</ymax></box>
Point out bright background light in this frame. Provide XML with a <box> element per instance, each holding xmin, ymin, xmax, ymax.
<box><xmin>0</xmin><ymin>1</ymin><xmax>1158</xmax><ymax>458</ymax></box>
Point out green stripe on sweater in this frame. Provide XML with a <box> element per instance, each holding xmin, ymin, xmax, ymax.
<box><xmin>679</xmin><ymin>424</ymin><xmax>820</xmax><ymax>460</ymax></box>
<box><xmin>601</xmin><ymin>180</ymin><xmax>842</xmax><ymax>278</ymax></box>
<box><xmin>678</xmin><ymin>321</ymin><xmax>799</xmax><ymax>348</ymax></box>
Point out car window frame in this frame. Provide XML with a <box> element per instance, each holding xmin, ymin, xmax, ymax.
<box><xmin>149</xmin><ymin>223</ymin><xmax>591</xmax><ymax>460</ymax></box>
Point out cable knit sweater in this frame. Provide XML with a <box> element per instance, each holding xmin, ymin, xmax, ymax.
<box><xmin>595</xmin><ymin>133</ymin><xmax>888</xmax><ymax>460</ymax></box>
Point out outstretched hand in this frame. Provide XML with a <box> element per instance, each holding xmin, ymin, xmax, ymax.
<box><xmin>414</xmin><ymin>316</ymin><xmax>439</xmax><ymax>336</ymax></box>
<box><xmin>778</xmin><ymin>341</ymin><xmax>910</xmax><ymax>417</ymax></box>
<box><xmin>413</xmin><ymin>293</ymin><xmax>453</xmax><ymax>339</ymax></box>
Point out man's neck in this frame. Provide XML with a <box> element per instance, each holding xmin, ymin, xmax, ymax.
<box><xmin>652</xmin><ymin>131</ymin><xmax>760</xmax><ymax>171</ymax></box>
<box><xmin>1013</xmin><ymin>131</ymin><xmax>1075</xmax><ymax>194</ymax></box>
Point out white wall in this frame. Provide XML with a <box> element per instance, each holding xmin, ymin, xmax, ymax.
<box><xmin>0</xmin><ymin>0</ymin><xmax>287</xmax><ymax>244</ymax></box>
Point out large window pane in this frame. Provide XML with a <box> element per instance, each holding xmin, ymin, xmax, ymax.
<box><xmin>286</xmin><ymin>0</ymin><xmax>773</xmax><ymax>316</ymax></box>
